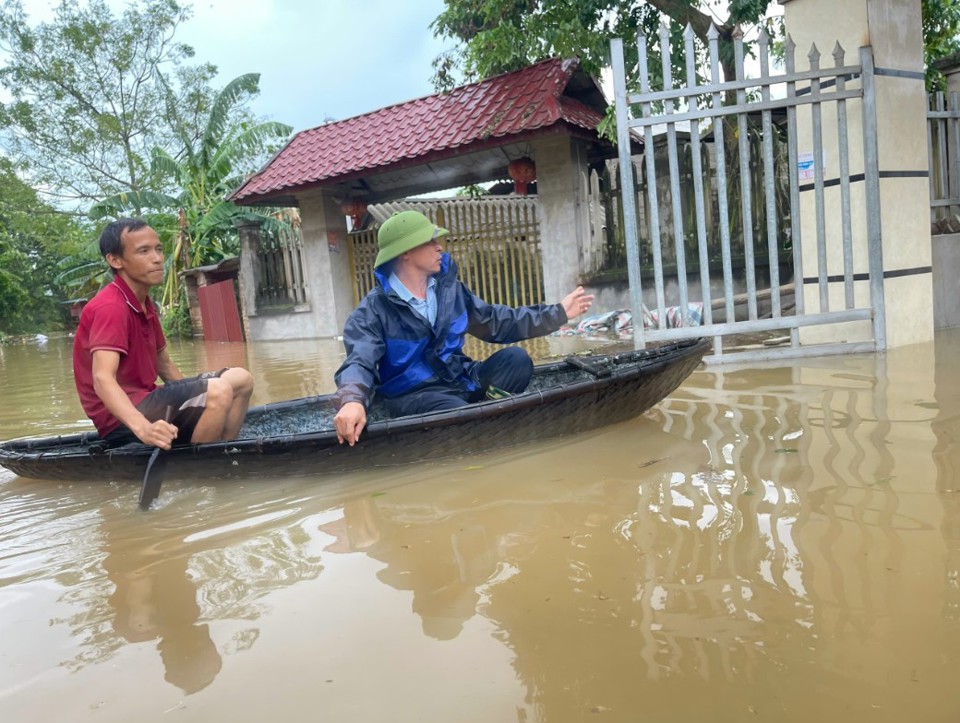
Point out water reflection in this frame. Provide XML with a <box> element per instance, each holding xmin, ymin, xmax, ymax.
<box><xmin>321</xmin><ymin>497</ymin><xmax>465</xmax><ymax>640</ymax></box>
<box><xmin>313</xmin><ymin>338</ymin><xmax>960</xmax><ymax>719</ymax></box>
<box><xmin>3</xmin><ymin>333</ymin><xmax>960</xmax><ymax>720</ymax></box>
<box><xmin>320</xmin><ymin>483</ymin><xmax>545</xmax><ymax>641</ymax></box>
<box><xmin>933</xmin><ymin>331</ymin><xmax>960</xmax><ymax>645</ymax></box>
<box><xmin>100</xmin><ymin>505</ymin><xmax>222</xmax><ymax>694</ymax></box>
<box><xmin>0</xmin><ymin>335</ymin><xmax>87</xmax><ymax>434</ymax></box>
<box><xmin>0</xmin><ymin>483</ymin><xmax>332</xmax><ymax>698</ymax></box>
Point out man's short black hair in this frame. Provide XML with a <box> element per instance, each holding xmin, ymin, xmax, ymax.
<box><xmin>99</xmin><ymin>217</ymin><xmax>149</xmax><ymax>259</ymax></box>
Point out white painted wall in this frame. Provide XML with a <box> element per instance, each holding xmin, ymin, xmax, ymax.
<box><xmin>783</xmin><ymin>0</ymin><xmax>934</xmax><ymax>349</ymax></box>
<box><xmin>532</xmin><ymin>135</ymin><xmax>592</xmax><ymax>304</ymax></box>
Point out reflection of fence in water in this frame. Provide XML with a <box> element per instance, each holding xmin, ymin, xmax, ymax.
<box><xmin>626</xmin><ymin>366</ymin><xmax>903</xmax><ymax>679</ymax></box>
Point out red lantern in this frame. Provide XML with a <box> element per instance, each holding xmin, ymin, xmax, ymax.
<box><xmin>340</xmin><ymin>198</ymin><xmax>368</xmax><ymax>229</ymax></box>
<box><xmin>507</xmin><ymin>157</ymin><xmax>536</xmax><ymax>195</ymax></box>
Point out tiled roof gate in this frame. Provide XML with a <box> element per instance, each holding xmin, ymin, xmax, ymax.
<box><xmin>229</xmin><ymin>58</ymin><xmax>606</xmax><ymax>206</ymax></box>
<box><xmin>229</xmin><ymin>57</ymin><xmax>621</xmax><ymax>344</ymax></box>
<box><xmin>347</xmin><ymin>197</ymin><xmax>543</xmax><ymax>308</ymax></box>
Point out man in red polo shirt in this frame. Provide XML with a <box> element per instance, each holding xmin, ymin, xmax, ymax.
<box><xmin>73</xmin><ymin>218</ymin><xmax>254</xmax><ymax>449</ymax></box>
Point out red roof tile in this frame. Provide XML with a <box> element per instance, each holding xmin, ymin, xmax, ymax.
<box><xmin>230</xmin><ymin>58</ymin><xmax>607</xmax><ymax>204</ymax></box>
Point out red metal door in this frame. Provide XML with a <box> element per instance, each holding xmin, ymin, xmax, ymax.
<box><xmin>197</xmin><ymin>280</ymin><xmax>243</xmax><ymax>342</ymax></box>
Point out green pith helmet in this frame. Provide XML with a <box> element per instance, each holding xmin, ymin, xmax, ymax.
<box><xmin>375</xmin><ymin>210</ymin><xmax>448</xmax><ymax>268</ymax></box>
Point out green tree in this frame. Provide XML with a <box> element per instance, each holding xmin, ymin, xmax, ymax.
<box><xmin>431</xmin><ymin>1</ymin><xmax>778</xmax><ymax>96</ymax></box>
<box><xmin>923</xmin><ymin>0</ymin><xmax>960</xmax><ymax>90</ymax></box>
<box><xmin>0</xmin><ymin>0</ymin><xmax>220</xmax><ymax>210</ymax></box>
<box><xmin>434</xmin><ymin>1</ymin><xmax>958</xmax><ymax>95</ymax></box>
<box><xmin>90</xmin><ymin>73</ymin><xmax>291</xmax><ymax>310</ymax></box>
<box><xmin>0</xmin><ymin>159</ymin><xmax>89</xmax><ymax>336</ymax></box>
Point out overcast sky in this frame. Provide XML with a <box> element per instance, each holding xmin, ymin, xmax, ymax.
<box><xmin>17</xmin><ymin>1</ymin><xmax>783</xmax><ymax>135</ymax></box>
<box><xmin>22</xmin><ymin>0</ymin><xmax>453</xmax><ymax>134</ymax></box>
<box><xmin>178</xmin><ymin>0</ymin><xmax>452</xmax><ymax>132</ymax></box>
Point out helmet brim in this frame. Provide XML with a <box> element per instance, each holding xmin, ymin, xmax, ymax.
<box><xmin>374</xmin><ymin>224</ymin><xmax>449</xmax><ymax>268</ymax></box>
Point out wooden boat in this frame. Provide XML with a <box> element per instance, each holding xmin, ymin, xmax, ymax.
<box><xmin>0</xmin><ymin>338</ymin><xmax>708</xmax><ymax>482</ymax></box>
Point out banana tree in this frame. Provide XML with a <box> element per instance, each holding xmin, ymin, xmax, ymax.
<box><xmin>90</xmin><ymin>73</ymin><xmax>292</xmax><ymax>310</ymax></box>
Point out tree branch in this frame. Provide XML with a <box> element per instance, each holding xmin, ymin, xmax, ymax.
<box><xmin>643</xmin><ymin>0</ymin><xmax>733</xmax><ymax>42</ymax></box>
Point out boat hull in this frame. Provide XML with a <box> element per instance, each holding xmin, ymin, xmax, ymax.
<box><xmin>0</xmin><ymin>339</ymin><xmax>708</xmax><ymax>482</ymax></box>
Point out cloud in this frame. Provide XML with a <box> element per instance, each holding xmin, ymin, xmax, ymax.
<box><xmin>13</xmin><ymin>0</ymin><xmax>452</xmax><ymax>131</ymax></box>
<box><xmin>178</xmin><ymin>0</ymin><xmax>451</xmax><ymax>131</ymax></box>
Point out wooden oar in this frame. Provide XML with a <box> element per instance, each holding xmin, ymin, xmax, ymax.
<box><xmin>138</xmin><ymin>407</ymin><xmax>173</xmax><ymax>510</ymax></box>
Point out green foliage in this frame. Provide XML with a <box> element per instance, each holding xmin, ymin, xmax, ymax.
<box><xmin>90</xmin><ymin>73</ymin><xmax>291</xmax><ymax>312</ymax></box>
<box><xmin>597</xmin><ymin>105</ymin><xmax>617</xmax><ymax>144</ymax></box>
<box><xmin>432</xmin><ymin>0</ymin><xmax>655</xmax><ymax>89</ymax></box>
<box><xmin>53</xmin><ymin>245</ymin><xmax>106</xmax><ymax>300</ymax></box>
<box><xmin>0</xmin><ymin>0</ymin><xmax>290</xmax><ymax>336</ymax></box>
<box><xmin>0</xmin><ymin>159</ymin><xmax>89</xmax><ymax>334</ymax></box>
<box><xmin>430</xmin><ymin>1</ymin><xmax>776</xmax><ymax>97</ymax></box>
<box><xmin>0</xmin><ymin>0</ymin><xmax>220</xmax><ymax>208</ymax></box>
<box><xmin>923</xmin><ymin>0</ymin><xmax>960</xmax><ymax>91</ymax></box>
<box><xmin>457</xmin><ymin>184</ymin><xmax>490</xmax><ymax>198</ymax></box>
<box><xmin>159</xmin><ymin>292</ymin><xmax>193</xmax><ymax>338</ymax></box>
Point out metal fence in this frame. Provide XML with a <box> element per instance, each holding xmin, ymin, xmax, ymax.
<box><xmin>611</xmin><ymin>23</ymin><xmax>885</xmax><ymax>362</ymax></box>
<box><xmin>347</xmin><ymin>197</ymin><xmax>544</xmax><ymax>308</ymax></box>
<box><xmin>581</xmin><ymin>132</ymin><xmax>791</xmax><ymax>282</ymax></box>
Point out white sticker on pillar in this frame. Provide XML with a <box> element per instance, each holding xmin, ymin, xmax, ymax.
<box><xmin>798</xmin><ymin>151</ymin><xmax>827</xmax><ymax>181</ymax></box>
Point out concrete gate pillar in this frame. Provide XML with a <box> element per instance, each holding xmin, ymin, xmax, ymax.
<box><xmin>236</xmin><ymin>220</ymin><xmax>260</xmax><ymax>341</ymax></box>
<box><xmin>783</xmin><ymin>0</ymin><xmax>933</xmax><ymax>349</ymax></box>
<box><xmin>237</xmin><ymin>193</ymin><xmax>353</xmax><ymax>340</ymax></box>
<box><xmin>532</xmin><ymin>135</ymin><xmax>591</xmax><ymax>304</ymax></box>
<box><xmin>298</xmin><ymin>191</ymin><xmax>355</xmax><ymax>336</ymax></box>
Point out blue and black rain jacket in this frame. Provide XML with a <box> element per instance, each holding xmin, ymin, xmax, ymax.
<box><xmin>334</xmin><ymin>254</ymin><xmax>567</xmax><ymax>409</ymax></box>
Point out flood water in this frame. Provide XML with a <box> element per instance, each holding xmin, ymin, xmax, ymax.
<box><xmin>1</xmin><ymin>330</ymin><xmax>958</xmax><ymax>722</ymax></box>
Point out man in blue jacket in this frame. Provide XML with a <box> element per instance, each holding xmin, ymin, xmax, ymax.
<box><xmin>333</xmin><ymin>210</ymin><xmax>594</xmax><ymax>446</ymax></box>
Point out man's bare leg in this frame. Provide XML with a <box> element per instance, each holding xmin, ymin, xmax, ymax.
<box><xmin>221</xmin><ymin>368</ymin><xmax>254</xmax><ymax>439</ymax></box>
<box><xmin>188</xmin><ymin>368</ymin><xmax>254</xmax><ymax>443</ymax></box>
<box><xmin>189</xmin><ymin>378</ymin><xmax>232</xmax><ymax>443</ymax></box>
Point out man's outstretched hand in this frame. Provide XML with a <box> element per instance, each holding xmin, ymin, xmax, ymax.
<box><xmin>561</xmin><ymin>286</ymin><xmax>595</xmax><ymax>321</ymax></box>
<box><xmin>334</xmin><ymin>401</ymin><xmax>367</xmax><ymax>446</ymax></box>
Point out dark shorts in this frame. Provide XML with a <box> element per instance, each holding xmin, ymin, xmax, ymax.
<box><xmin>104</xmin><ymin>369</ymin><xmax>228</xmax><ymax>446</ymax></box>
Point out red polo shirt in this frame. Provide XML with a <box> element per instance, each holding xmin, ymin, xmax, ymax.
<box><xmin>73</xmin><ymin>276</ymin><xmax>167</xmax><ymax>436</ymax></box>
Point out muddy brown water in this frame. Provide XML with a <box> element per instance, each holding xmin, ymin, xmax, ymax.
<box><xmin>0</xmin><ymin>331</ymin><xmax>958</xmax><ymax>722</ymax></box>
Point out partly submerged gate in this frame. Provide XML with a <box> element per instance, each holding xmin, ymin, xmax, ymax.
<box><xmin>611</xmin><ymin>24</ymin><xmax>885</xmax><ymax>362</ymax></box>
